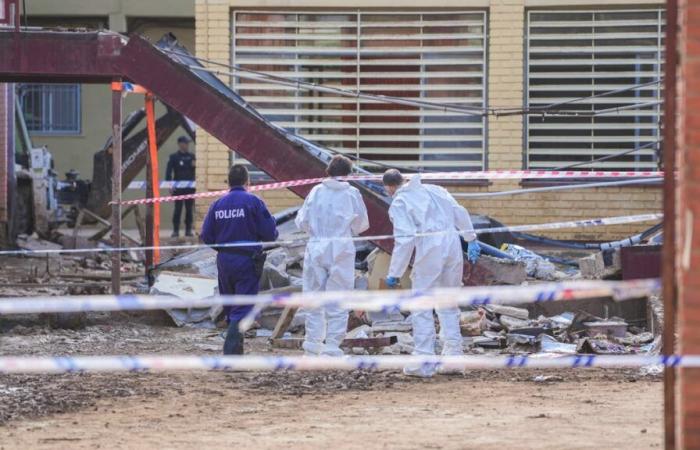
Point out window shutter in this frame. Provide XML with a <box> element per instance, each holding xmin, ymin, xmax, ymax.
<box><xmin>232</xmin><ymin>10</ymin><xmax>487</xmax><ymax>173</ymax></box>
<box><xmin>526</xmin><ymin>9</ymin><xmax>664</xmax><ymax>170</ymax></box>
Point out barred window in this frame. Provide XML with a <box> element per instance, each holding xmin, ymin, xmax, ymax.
<box><xmin>526</xmin><ymin>9</ymin><xmax>664</xmax><ymax>171</ymax></box>
<box><xmin>232</xmin><ymin>10</ymin><xmax>487</xmax><ymax>172</ymax></box>
<box><xmin>19</xmin><ymin>84</ymin><xmax>82</xmax><ymax>135</ymax></box>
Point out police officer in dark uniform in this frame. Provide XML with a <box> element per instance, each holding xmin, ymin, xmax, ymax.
<box><xmin>165</xmin><ymin>136</ymin><xmax>196</xmax><ymax>237</ymax></box>
<box><xmin>201</xmin><ymin>164</ymin><xmax>279</xmax><ymax>355</ymax></box>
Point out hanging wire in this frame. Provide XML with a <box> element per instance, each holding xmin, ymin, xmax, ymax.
<box><xmin>452</xmin><ymin>177</ymin><xmax>662</xmax><ymax>198</ymax></box>
<box><xmin>157</xmin><ymin>46</ymin><xmax>664</xmax><ymax>175</ymax></box>
<box><xmin>552</xmin><ymin>140</ymin><xmax>661</xmax><ymax>171</ymax></box>
<box><xmin>497</xmin><ymin>80</ymin><xmax>663</xmax><ymax>117</ymax></box>
<box><xmin>159</xmin><ymin>47</ymin><xmax>663</xmax><ymax>118</ymax></box>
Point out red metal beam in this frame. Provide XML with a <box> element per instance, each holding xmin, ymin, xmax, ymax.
<box><xmin>0</xmin><ymin>30</ymin><xmax>122</xmax><ymax>83</ymax></box>
<box><xmin>116</xmin><ymin>35</ymin><xmax>394</xmax><ymax>251</ymax></box>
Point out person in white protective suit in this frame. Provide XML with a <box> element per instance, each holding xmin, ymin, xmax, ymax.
<box><xmin>295</xmin><ymin>155</ymin><xmax>370</xmax><ymax>356</ymax></box>
<box><xmin>382</xmin><ymin>169</ymin><xmax>481</xmax><ymax>377</ymax></box>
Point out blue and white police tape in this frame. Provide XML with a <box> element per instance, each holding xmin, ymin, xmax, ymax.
<box><xmin>127</xmin><ymin>180</ymin><xmax>196</xmax><ymax>189</ymax></box>
<box><xmin>0</xmin><ymin>354</ymin><xmax>687</xmax><ymax>374</ymax></box>
<box><xmin>0</xmin><ymin>278</ymin><xmax>660</xmax><ymax>317</ymax></box>
<box><xmin>0</xmin><ymin>212</ymin><xmax>662</xmax><ymax>257</ymax></box>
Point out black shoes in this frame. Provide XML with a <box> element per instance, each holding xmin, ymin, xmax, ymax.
<box><xmin>223</xmin><ymin>321</ymin><xmax>244</xmax><ymax>355</ymax></box>
<box><xmin>185</xmin><ymin>230</ymin><xmax>194</xmax><ymax>237</ymax></box>
<box><xmin>171</xmin><ymin>231</ymin><xmax>179</xmax><ymax>238</ymax></box>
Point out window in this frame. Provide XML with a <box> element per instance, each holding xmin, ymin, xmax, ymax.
<box><xmin>19</xmin><ymin>84</ymin><xmax>81</xmax><ymax>135</ymax></box>
<box><xmin>526</xmin><ymin>9</ymin><xmax>664</xmax><ymax>170</ymax></box>
<box><xmin>232</xmin><ymin>10</ymin><xmax>487</xmax><ymax>172</ymax></box>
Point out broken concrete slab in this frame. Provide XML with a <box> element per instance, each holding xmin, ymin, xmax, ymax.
<box><xmin>540</xmin><ymin>334</ymin><xmax>577</xmax><ymax>354</ymax></box>
<box><xmin>150</xmin><ymin>271</ymin><xmax>220</xmax><ymax>328</ymax></box>
<box><xmin>486</xmin><ymin>305</ymin><xmax>529</xmax><ymax>320</ymax></box>
<box><xmin>579</xmin><ymin>252</ymin><xmax>605</xmax><ymax>279</ymax></box>
<box><xmin>379</xmin><ymin>332</ymin><xmax>414</xmax><ymax>354</ymax></box>
<box><xmin>371</xmin><ymin>318</ymin><xmax>413</xmax><ymax>333</ymax></box>
<box><xmin>499</xmin><ymin>314</ymin><xmax>530</xmax><ymax>331</ymax></box>
<box><xmin>460</xmin><ymin>310</ymin><xmax>486</xmax><ymax>336</ymax></box>
<box><xmin>463</xmin><ymin>255</ymin><xmax>527</xmax><ymax>286</ymax></box>
<box><xmin>583</xmin><ymin>320</ymin><xmax>628</xmax><ymax>338</ymax></box>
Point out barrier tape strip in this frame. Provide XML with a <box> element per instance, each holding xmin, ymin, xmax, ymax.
<box><xmin>0</xmin><ymin>354</ymin><xmax>685</xmax><ymax>374</ymax></box>
<box><xmin>0</xmin><ymin>212</ymin><xmax>662</xmax><ymax>257</ymax></box>
<box><xmin>0</xmin><ymin>278</ymin><xmax>660</xmax><ymax>316</ymax></box>
<box><xmin>118</xmin><ymin>170</ymin><xmax>664</xmax><ymax>206</ymax></box>
<box><xmin>128</xmin><ymin>181</ymin><xmax>196</xmax><ymax>189</ymax></box>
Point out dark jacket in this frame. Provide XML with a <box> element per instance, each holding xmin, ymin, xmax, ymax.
<box><xmin>200</xmin><ymin>186</ymin><xmax>278</xmax><ymax>254</ymax></box>
<box><xmin>165</xmin><ymin>151</ymin><xmax>196</xmax><ymax>181</ymax></box>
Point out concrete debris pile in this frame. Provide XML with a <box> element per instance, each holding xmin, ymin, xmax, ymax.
<box><xmin>460</xmin><ymin>304</ymin><xmax>659</xmax><ymax>356</ymax></box>
<box><xmin>151</xmin><ymin>245</ymin><xmax>304</xmax><ymax>328</ymax></box>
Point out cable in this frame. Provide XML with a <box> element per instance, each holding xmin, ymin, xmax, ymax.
<box><xmin>160</xmin><ymin>47</ymin><xmax>662</xmax><ymax>118</ymax></box>
<box><xmin>552</xmin><ymin>141</ymin><xmax>661</xmax><ymax>171</ymax></box>
<box><xmin>514</xmin><ymin>222</ymin><xmax>663</xmax><ymax>251</ymax></box>
<box><xmin>451</xmin><ymin>177</ymin><xmax>662</xmax><ymax>199</ymax></box>
<box><xmin>497</xmin><ymin>80</ymin><xmax>663</xmax><ymax>117</ymax></box>
<box><xmin>191</xmin><ymin>65</ymin><xmax>487</xmax><ymax>117</ymax></box>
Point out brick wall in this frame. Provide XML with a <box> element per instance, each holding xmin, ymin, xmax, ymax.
<box><xmin>194</xmin><ymin>0</ymin><xmax>232</xmax><ymax>223</ymax></box>
<box><xmin>677</xmin><ymin>0</ymin><xmax>700</xmax><ymax>446</ymax></box>
<box><xmin>193</xmin><ymin>0</ymin><xmax>664</xmax><ymax>240</ymax></box>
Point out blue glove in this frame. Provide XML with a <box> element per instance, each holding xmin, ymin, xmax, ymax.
<box><xmin>385</xmin><ymin>276</ymin><xmax>400</xmax><ymax>289</ymax></box>
<box><xmin>467</xmin><ymin>240</ymin><xmax>481</xmax><ymax>264</ymax></box>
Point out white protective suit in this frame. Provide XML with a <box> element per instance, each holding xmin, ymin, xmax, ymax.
<box><xmin>295</xmin><ymin>179</ymin><xmax>370</xmax><ymax>356</ymax></box>
<box><xmin>387</xmin><ymin>175</ymin><xmax>477</xmax><ymax>376</ymax></box>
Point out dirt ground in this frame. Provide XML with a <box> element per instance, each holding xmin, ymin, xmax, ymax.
<box><xmin>0</xmin><ymin>312</ymin><xmax>662</xmax><ymax>450</ymax></box>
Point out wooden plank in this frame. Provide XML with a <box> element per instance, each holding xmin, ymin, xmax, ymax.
<box><xmin>340</xmin><ymin>336</ymin><xmax>398</xmax><ymax>348</ymax></box>
<box><xmin>270</xmin><ymin>306</ymin><xmax>298</xmax><ymax>340</ymax></box>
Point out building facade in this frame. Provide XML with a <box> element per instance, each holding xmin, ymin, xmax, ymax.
<box><xmin>195</xmin><ymin>0</ymin><xmax>664</xmax><ymax>240</ymax></box>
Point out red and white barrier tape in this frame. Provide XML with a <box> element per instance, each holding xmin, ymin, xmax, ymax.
<box><xmin>128</xmin><ymin>181</ymin><xmax>196</xmax><ymax>189</ymax></box>
<box><xmin>118</xmin><ymin>170</ymin><xmax>663</xmax><ymax>206</ymax></box>
<box><xmin>0</xmin><ymin>212</ymin><xmax>661</xmax><ymax>256</ymax></box>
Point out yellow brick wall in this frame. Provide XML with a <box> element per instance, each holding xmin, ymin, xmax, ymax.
<box><xmin>193</xmin><ymin>0</ymin><xmax>663</xmax><ymax>241</ymax></box>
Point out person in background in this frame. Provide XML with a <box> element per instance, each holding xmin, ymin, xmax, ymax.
<box><xmin>165</xmin><ymin>136</ymin><xmax>196</xmax><ymax>237</ymax></box>
<box><xmin>295</xmin><ymin>155</ymin><xmax>369</xmax><ymax>356</ymax></box>
<box><xmin>382</xmin><ymin>169</ymin><xmax>481</xmax><ymax>377</ymax></box>
<box><xmin>201</xmin><ymin>164</ymin><xmax>278</xmax><ymax>355</ymax></box>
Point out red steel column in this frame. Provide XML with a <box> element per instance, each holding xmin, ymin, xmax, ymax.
<box><xmin>677</xmin><ymin>0</ymin><xmax>700</xmax><ymax>447</ymax></box>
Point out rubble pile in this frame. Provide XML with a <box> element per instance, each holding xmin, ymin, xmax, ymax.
<box><xmin>338</xmin><ymin>302</ymin><xmax>659</xmax><ymax>357</ymax></box>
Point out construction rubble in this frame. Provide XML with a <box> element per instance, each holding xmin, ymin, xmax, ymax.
<box><xmin>145</xmin><ymin>217</ymin><xmax>662</xmax><ymax>358</ymax></box>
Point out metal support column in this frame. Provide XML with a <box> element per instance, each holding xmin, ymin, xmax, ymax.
<box><xmin>111</xmin><ymin>80</ymin><xmax>123</xmax><ymax>294</ymax></box>
<box><xmin>662</xmin><ymin>0</ymin><xmax>678</xmax><ymax>448</ymax></box>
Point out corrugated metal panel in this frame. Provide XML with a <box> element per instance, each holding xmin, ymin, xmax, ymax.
<box><xmin>232</xmin><ymin>10</ymin><xmax>487</xmax><ymax>172</ymax></box>
<box><xmin>526</xmin><ymin>9</ymin><xmax>665</xmax><ymax>170</ymax></box>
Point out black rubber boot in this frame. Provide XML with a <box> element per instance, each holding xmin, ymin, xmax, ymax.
<box><xmin>223</xmin><ymin>321</ymin><xmax>244</xmax><ymax>355</ymax></box>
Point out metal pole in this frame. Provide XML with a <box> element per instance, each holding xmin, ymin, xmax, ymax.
<box><xmin>111</xmin><ymin>80</ymin><xmax>123</xmax><ymax>295</ymax></box>
<box><xmin>662</xmin><ymin>1</ymin><xmax>678</xmax><ymax>448</ymax></box>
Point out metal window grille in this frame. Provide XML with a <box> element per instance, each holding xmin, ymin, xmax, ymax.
<box><xmin>526</xmin><ymin>9</ymin><xmax>664</xmax><ymax>170</ymax></box>
<box><xmin>232</xmin><ymin>10</ymin><xmax>487</xmax><ymax>172</ymax></box>
<box><xmin>19</xmin><ymin>84</ymin><xmax>82</xmax><ymax>135</ymax></box>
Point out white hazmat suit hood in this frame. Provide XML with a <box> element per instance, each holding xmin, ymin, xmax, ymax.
<box><xmin>296</xmin><ymin>178</ymin><xmax>369</xmax><ymax>356</ymax></box>
<box><xmin>387</xmin><ymin>174</ymin><xmax>476</xmax><ymax>376</ymax></box>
